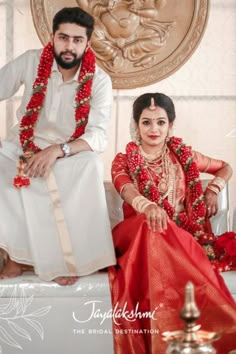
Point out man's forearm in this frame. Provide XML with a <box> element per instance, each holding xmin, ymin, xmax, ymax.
<box><xmin>61</xmin><ymin>138</ymin><xmax>92</xmax><ymax>157</ymax></box>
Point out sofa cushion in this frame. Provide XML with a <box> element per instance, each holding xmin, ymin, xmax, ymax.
<box><xmin>221</xmin><ymin>271</ymin><xmax>236</xmax><ymax>299</ymax></box>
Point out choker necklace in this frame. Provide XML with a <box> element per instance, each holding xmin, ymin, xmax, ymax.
<box><xmin>139</xmin><ymin>145</ymin><xmax>165</xmax><ymax>162</ymax></box>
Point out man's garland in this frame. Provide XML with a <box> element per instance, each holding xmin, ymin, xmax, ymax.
<box><xmin>13</xmin><ymin>42</ymin><xmax>96</xmax><ymax>188</ymax></box>
<box><xmin>126</xmin><ymin>137</ymin><xmax>236</xmax><ymax>271</ymax></box>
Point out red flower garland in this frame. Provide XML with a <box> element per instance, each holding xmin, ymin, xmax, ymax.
<box><xmin>126</xmin><ymin>137</ymin><xmax>236</xmax><ymax>271</ymax></box>
<box><xmin>13</xmin><ymin>42</ymin><xmax>95</xmax><ymax>188</ymax></box>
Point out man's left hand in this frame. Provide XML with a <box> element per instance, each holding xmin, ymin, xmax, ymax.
<box><xmin>23</xmin><ymin>145</ymin><xmax>63</xmax><ymax>178</ymax></box>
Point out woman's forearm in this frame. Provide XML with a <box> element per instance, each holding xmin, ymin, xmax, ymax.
<box><xmin>213</xmin><ymin>163</ymin><xmax>233</xmax><ymax>183</ymax></box>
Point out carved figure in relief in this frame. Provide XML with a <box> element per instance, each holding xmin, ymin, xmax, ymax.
<box><xmin>77</xmin><ymin>0</ymin><xmax>175</xmax><ymax>71</ymax></box>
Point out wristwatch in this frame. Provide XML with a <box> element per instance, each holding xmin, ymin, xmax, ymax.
<box><xmin>60</xmin><ymin>143</ymin><xmax>71</xmax><ymax>157</ymax></box>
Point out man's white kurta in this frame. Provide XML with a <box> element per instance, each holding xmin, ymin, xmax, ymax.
<box><xmin>0</xmin><ymin>49</ymin><xmax>116</xmax><ymax>280</ymax></box>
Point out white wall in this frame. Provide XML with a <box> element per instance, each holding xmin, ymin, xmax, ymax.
<box><xmin>0</xmin><ymin>0</ymin><xmax>236</xmax><ymax>228</ymax></box>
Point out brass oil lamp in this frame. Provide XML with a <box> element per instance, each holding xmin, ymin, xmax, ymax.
<box><xmin>162</xmin><ymin>281</ymin><xmax>220</xmax><ymax>353</ymax></box>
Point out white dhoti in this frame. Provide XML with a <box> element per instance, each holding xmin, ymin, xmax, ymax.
<box><xmin>0</xmin><ymin>141</ymin><xmax>116</xmax><ymax>281</ymax></box>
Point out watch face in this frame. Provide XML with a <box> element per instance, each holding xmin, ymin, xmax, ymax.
<box><xmin>62</xmin><ymin>143</ymin><xmax>71</xmax><ymax>156</ymax></box>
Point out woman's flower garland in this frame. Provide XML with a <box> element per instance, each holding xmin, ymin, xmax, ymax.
<box><xmin>126</xmin><ymin>137</ymin><xmax>236</xmax><ymax>271</ymax></box>
<box><xmin>13</xmin><ymin>42</ymin><xmax>95</xmax><ymax>188</ymax></box>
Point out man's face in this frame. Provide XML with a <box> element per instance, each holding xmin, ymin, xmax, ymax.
<box><xmin>51</xmin><ymin>23</ymin><xmax>89</xmax><ymax>70</ymax></box>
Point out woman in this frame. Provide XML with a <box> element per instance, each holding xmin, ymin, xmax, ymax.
<box><xmin>109</xmin><ymin>93</ymin><xmax>236</xmax><ymax>354</ymax></box>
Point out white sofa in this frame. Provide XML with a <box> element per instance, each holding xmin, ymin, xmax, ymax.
<box><xmin>0</xmin><ymin>181</ymin><xmax>235</xmax><ymax>354</ymax></box>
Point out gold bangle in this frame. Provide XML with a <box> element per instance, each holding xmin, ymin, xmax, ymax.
<box><xmin>140</xmin><ymin>201</ymin><xmax>156</xmax><ymax>213</ymax></box>
<box><xmin>209</xmin><ymin>176</ymin><xmax>225</xmax><ymax>192</ymax></box>
<box><xmin>132</xmin><ymin>196</ymin><xmax>146</xmax><ymax>211</ymax></box>
<box><xmin>203</xmin><ymin>157</ymin><xmax>211</xmax><ymax>173</ymax></box>
<box><xmin>207</xmin><ymin>185</ymin><xmax>219</xmax><ymax>195</ymax></box>
<box><xmin>132</xmin><ymin>195</ymin><xmax>156</xmax><ymax>213</ymax></box>
<box><xmin>119</xmin><ymin>182</ymin><xmax>134</xmax><ymax>196</ymax></box>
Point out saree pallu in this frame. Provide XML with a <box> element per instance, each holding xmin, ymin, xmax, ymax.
<box><xmin>108</xmin><ymin>215</ymin><xmax>236</xmax><ymax>354</ymax></box>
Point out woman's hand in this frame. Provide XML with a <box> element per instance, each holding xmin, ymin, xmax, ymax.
<box><xmin>23</xmin><ymin>145</ymin><xmax>63</xmax><ymax>178</ymax></box>
<box><xmin>144</xmin><ymin>203</ymin><xmax>169</xmax><ymax>232</ymax></box>
<box><xmin>204</xmin><ymin>189</ymin><xmax>218</xmax><ymax>218</ymax></box>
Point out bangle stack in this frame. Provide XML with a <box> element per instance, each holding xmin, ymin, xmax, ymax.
<box><xmin>207</xmin><ymin>176</ymin><xmax>226</xmax><ymax>195</ymax></box>
<box><xmin>132</xmin><ymin>195</ymin><xmax>156</xmax><ymax>213</ymax></box>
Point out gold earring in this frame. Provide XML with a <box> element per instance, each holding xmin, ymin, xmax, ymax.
<box><xmin>135</xmin><ymin>130</ymin><xmax>142</xmax><ymax>145</ymax></box>
<box><xmin>165</xmin><ymin>132</ymin><xmax>170</xmax><ymax>143</ymax></box>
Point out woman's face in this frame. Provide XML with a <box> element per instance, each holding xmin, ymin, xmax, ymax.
<box><xmin>137</xmin><ymin>105</ymin><xmax>172</xmax><ymax>152</ymax></box>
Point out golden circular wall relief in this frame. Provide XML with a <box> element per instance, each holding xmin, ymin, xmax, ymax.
<box><xmin>30</xmin><ymin>0</ymin><xmax>209</xmax><ymax>89</ymax></box>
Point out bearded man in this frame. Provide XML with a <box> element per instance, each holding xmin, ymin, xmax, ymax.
<box><xmin>0</xmin><ymin>7</ymin><xmax>116</xmax><ymax>285</ymax></box>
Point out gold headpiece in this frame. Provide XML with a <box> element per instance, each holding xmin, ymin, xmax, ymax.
<box><xmin>149</xmin><ymin>97</ymin><xmax>156</xmax><ymax>111</ymax></box>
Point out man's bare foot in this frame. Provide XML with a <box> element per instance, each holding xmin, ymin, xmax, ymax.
<box><xmin>0</xmin><ymin>258</ymin><xmax>23</xmax><ymax>279</ymax></box>
<box><xmin>0</xmin><ymin>249</ymin><xmax>7</xmax><ymax>273</ymax></box>
<box><xmin>54</xmin><ymin>276</ymin><xmax>78</xmax><ymax>286</ymax></box>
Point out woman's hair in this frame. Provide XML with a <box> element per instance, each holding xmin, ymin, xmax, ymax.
<box><xmin>133</xmin><ymin>93</ymin><xmax>176</xmax><ymax>124</ymax></box>
<box><xmin>52</xmin><ymin>7</ymin><xmax>94</xmax><ymax>39</ymax></box>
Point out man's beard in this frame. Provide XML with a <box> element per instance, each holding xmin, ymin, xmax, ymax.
<box><xmin>53</xmin><ymin>47</ymin><xmax>82</xmax><ymax>69</ymax></box>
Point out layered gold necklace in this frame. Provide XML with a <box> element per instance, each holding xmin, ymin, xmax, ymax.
<box><xmin>139</xmin><ymin>145</ymin><xmax>176</xmax><ymax>204</ymax></box>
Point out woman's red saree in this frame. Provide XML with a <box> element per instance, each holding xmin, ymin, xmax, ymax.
<box><xmin>109</xmin><ymin>215</ymin><xmax>236</xmax><ymax>354</ymax></box>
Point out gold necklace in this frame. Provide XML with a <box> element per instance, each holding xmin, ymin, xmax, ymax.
<box><xmin>141</xmin><ymin>146</ymin><xmax>171</xmax><ymax>196</ymax></box>
<box><xmin>139</xmin><ymin>146</ymin><xmax>164</xmax><ymax>162</ymax></box>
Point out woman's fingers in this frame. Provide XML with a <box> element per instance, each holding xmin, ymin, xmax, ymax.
<box><xmin>145</xmin><ymin>205</ymin><xmax>168</xmax><ymax>232</ymax></box>
<box><xmin>204</xmin><ymin>189</ymin><xmax>219</xmax><ymax>218</ymax></box>
<box><xmin>206</xmin><ymin>203</ymin><xmax>218</xmax><ymax>218</ymax></box>
<box><xmin>162</xmin><ymin>213</ymin><xmax>168</xmax><ymax>231</ymax></box>
<box><xmin>150</xmin><ymin>214</ymin><xmax>157</xmax><ymax>232</ymax></box>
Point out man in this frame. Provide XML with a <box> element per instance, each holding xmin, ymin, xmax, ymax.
<box><xmin>0</xmin><ymin>7</ymin><xmax>116</xmax><ymax>285</ymax></box>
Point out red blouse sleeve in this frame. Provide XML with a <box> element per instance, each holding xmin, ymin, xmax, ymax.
<box><xmin>193</xmin><ymin>151</ymin><xmax>226</xmax><ymax>175</ymax></box>
<box><xmin>111</xmin><ymin>153</ymin><xmax>133</xmax><ymax>194</ymax></box>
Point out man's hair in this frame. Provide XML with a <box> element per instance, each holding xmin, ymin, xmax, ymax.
<box><xmin>53</xmin><ymin>7</ymin><xmax>94</xmax><ymax>39</ymax></box>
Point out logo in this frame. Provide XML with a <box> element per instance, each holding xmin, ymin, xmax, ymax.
<box><xmin>73</xmin><ymin>300</ymin><xmax>162</xmax><ymax>326</ymax></box>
